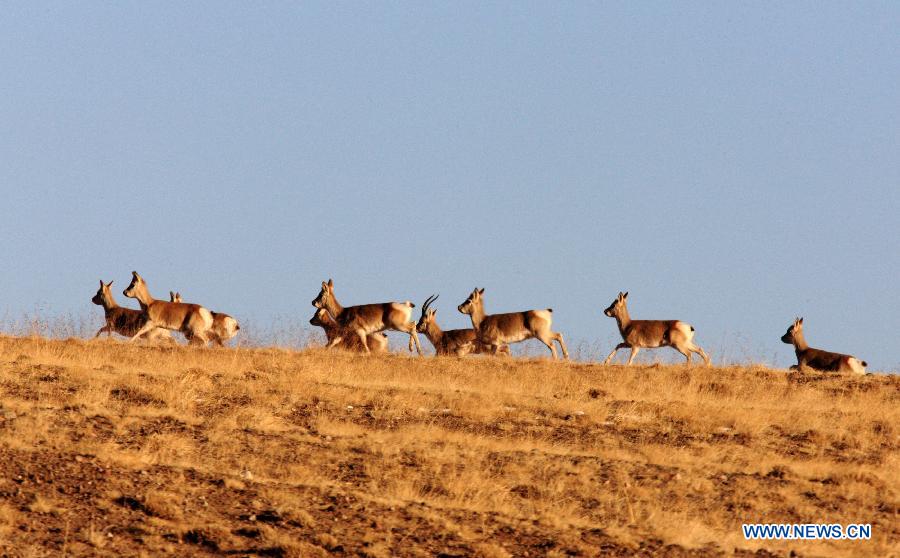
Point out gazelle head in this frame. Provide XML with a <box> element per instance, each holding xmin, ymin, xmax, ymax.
<box><xmin>457</xmin><ymin>288</ymin><xmax>484</xmax><ymax>316</ymax></box>
<box><xmin>312</xmin><ymin>279</ymin><xmax>334</xmax><ymax>309</ymax></box>
<box><xmin>417</xmin><ymin>294</ymin><xmax>440</xmax><ymax>333</ymax></box>
<box><xmin>169</xmin><ymin>292</ymin><xmax>183</xmax><ymax>303</ymax></box>
<box><xmin>309</xmin><ymin>308</ymin><xmax>333</xmax><ymax>327</ymax></box>
<box><xmin>603</xmin><ymin>292</ymin><xmax>628</xmax><ymax>318</ymax></box>
<box><xmin>92</xmin><ymin>280</ymin><xmax>114</xmax><ymax>306</ymax></box>
<box><xmin>781</xmin><ymin>317</ymin><xmax>803</xmax><ymax>344</ymax></box>
<box><xmin>122</xmin><ymin>271</ymin><xmax>146</xmax><ymax>300</ymax></box>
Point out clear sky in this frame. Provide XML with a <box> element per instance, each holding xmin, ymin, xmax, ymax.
<box><xmin>1</xmin><ymin>3</ymin><xmax>897</xmax><ymax>370</ymax></box>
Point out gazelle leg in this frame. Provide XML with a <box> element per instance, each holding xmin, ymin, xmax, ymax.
<box><xmin>130</xmin><ymin>321</ymin><xmax>157</xmax><ymax>343</ymax></box>
<box><xmin>603</xmin><ymin>343</ymin><xmax>629</xmax><ymax>364</ymax></box>
<box><xmin>553</xmin><ymin>332</ymin><xmax>569</xmax><ymax>360</ymax></box>
<box><xmin>196</xmin><ymin>330</ymin><xmax>209</xmax><ymax>347</ymax></box>
<box><xmin>357</xmin><ymin>329</ymin><xmax>371</xmax><ymax>354</ymax></box>
<box><xmin>537</xmin><ymin>335</ymin><xmax>558</xmax><ymax>359</ymax></box>
<box><xmin>407</xmin><ymin>323</ymin><xmax>423</xmax><ymax>356</ymax></box>
<box><xmin>692</xmin><ymin>344</ymin><xmax>711</xmax><ymax>366</ymax></box>
<box><xmin>674</xmin><ymin>346</ymin><xmax>691</xmax><ymax>365</ymax></box>
<box><xmin>626</xmin><ymin>346</ymin><xmax>641</xmax><ymax>365</ymax></box>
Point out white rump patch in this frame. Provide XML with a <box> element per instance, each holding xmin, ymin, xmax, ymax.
<box><xmin>220</xmin><ymin>316</ymin><xmax>239</xmax><ymax>339</ymax></box>
<box><xmin>391</xmin><ymin>302</ymin><xmax>413</xmax><ymax>321</ymax></box>
<box><xmin>847</xmin><ymin>358</ymin><xmax>866</xmax><ymax>375</ymax></box>
<box><xmin>674</xmin><ymin>321</ymin><xmax>695</xmax><ymax>342</ymax></box>
<box><xmin>532</xmin><ymin>309</ymin><xmax>552</xmax><ymax>322</ymax></box>
<box><xmin>198</xmin><ymin>308</ymin><xmax>214</xmax><ymax>332</ymax></box>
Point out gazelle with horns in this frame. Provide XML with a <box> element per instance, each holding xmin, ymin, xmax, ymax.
<box><xmin>417</xmin><ymin>294</ymin><xmax>509</xmax><ymax>356</ymax></box>
<box><xmin>170</xmin><ymin>292</ymin><xmax>240</xmax><ymax>347</ymax></box>
<box><xmin>602</xmin><ymin>291</ymin><xmax>711</xmax><ymax>366</ymax></box>
<box><xmin>781</xmin><ymin>317</ymin><xmax>866</xmax><ymax>374</ymax></box>
<box><xmin>91</xmin><ymin>280</ymin><xmax>171</xmax><ymax>342</ymax></box>
<box><xmin>311</xmin><ymin>279</ymin><xmax>422</xmax><ymax>355</ymax></box>
<box><xmin>457</xmin><ymin>288</ymin><xmax>568</xmax><ymax>359</ymax></box>
<box><xmin>123</xmin><ymin>271</ymin><xmax>213</xmax><ymax>345</ymax></box>
<box><xmin>309</xmin><ymin>307</ymin><xmax>388</xmax><ymax>353</ymax></box>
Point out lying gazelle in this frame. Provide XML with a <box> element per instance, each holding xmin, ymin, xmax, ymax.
<box><xmin>170</xmin><ymin>292</ymin><xmax>240</xmax><ymax>347</ymax></box>
<box><xmin>457</xmin><ymin>288</ymin><xmax>568</xmax><ymax>359</ymax></box>
<box><xmin>311</xmin><ymin>279</ymin><xmax>422</xmax><ymax>355</ymax></box>
<box><xmin>781</xmin><ymin>317</ymin><xmax>867</xmax><ymax>374</ymax></box>
<box><xmin>309</xmin><ymin>308</ymin><xmax>388</xmax><ymax>353</ymax></box>
<box><xmin>91</xmin><ymin>280</ymin><xmax>172</xmax><ymax>342</ymax></box>
<box><xmin>123</xmin><ymin>271</ymin><xmax>213</xmax><ymax>345</ymax></box>
<box><xmin>417</xmin><ymin>294</ymin><xmax>509</xmax><ymax>356</ymax></box>
<box><xmin>602</xmin><ymin>291</ymin><xmax>711</xmax><ymax>366</ymax></box>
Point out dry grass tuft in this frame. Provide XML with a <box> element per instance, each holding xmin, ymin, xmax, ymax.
<box><xmin>0</xmin><ymin>335</ymin><xmax>896</xmax><ymax>556</ymax></box>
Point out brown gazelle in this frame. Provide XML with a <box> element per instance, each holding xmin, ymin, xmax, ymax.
<box><xmin>417</xmin><ymin>294</ymin><xmax>509</xmax><ymax>356</ymax></box>
<box><xmin>311</xmin><ymin>279</ymin><xmax>422</xmax><ymax>355</ymax></box>
<box><xmin>457</xmin><ymin>288</ymin><xmax>568</xmax><ymax>359</ymax></box>
<box><xmin>170</xmin><ymin>292</ymin><xmax>240</xmax><ymax>347</ymax></box>
<box><xmin>123</xmin><ymin>271</ymin><xmax>213</xmax><ymax>345</ymax></box>
<box><xmin>91</xmin><ymin>280</ymin><xmax>171</xmax><ymax>342</ymax></box>
<box><xmin>781</xmin><ymin>318</ymin><xmax>866</xmax><ymax>374</ymax></box>
<box><xmin>602</xmin><ymin>291</ymin><xmax>710</xmax><ymax>366</ymax></box>
<box><xmin>309</xmin><ymin>308</ymin><xmax>388</xmax><ymax>353</ymax></box>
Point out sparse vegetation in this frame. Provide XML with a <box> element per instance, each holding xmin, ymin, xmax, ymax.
<box><xmin>0</xmin><ymin>335</ymin><xmax>896</xmax><ymax>556</ymax></box>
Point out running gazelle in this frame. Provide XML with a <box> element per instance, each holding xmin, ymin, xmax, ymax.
<box><xmin>169</xmin><ymin>292</ymin><xmax>240</xmax><ymax>346</ymax></box>
<box><xmin>123</xmin><ymin>271</ymin><xmax>213</xmax><ymax>345</ymax></box>
<box><xmin>602</xmin><ymin>291</ymin><xmax>710</xmax><ymax>366</ymax></box>
<box><xmin>457</xmin><ymin>288</ymin><xmax>568</xmax><ymax>359</ymax></box>
<box><xmin>311</xmin><ymin>279</ymin><xmax>422</xmax><ymax>355</ymax></box>
<box><xmin>309</xmin><ymin>307</ymin><xmax>388</xmax><ymax>353</ymax></box>
<box><xmin>417</xmin><ymin>294</ymin><xmax>508</xmax><ymax>356</ymax></box>
<box><xmin>91</xmin><ymin>280</ymin><xmax>172</xmax><ymax>342</ymax></box>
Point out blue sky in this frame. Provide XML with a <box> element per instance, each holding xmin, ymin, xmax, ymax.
<box><xmin>1</xmin><ymin>3</ymin><xmax>897</xmax><ymax>370</ymax></box>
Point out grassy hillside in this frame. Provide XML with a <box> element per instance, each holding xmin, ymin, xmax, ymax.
<box><xmin>0</xmin><ymin>335</ymin><xmax>896</xmax><ymax>556</ymax></box>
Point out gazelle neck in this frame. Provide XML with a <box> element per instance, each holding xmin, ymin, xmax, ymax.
<box><xmin>467</xmin><ymin>303</ymin><xmax>487</xmax><ymax>330</ymax></box>
<box><xmin>614</xmin><ymin>305</ymin><xmax>631</xmax><ymax>334</ymax></box>
<box><xmin>792</xmin><ymin>330</ymin><xmax>809</xmax><ymax>351</ymax></box>
<box><xmin>423</xmin><ymin>321</ymin><xmax>444</xmax><ymax>347</ymax></box>
<box><xmin>100</xmin><ymin>293</ymin><xmax>119</xmax><ymax>312</ymax></box>
<box><xmin>325</xmin><ymin>295</ymin><xmax>344</xmax><ymax>319</ymax></box>
<box><xmin>133</xmin><ymin>284</ymin><xmax>156</xmax><ymax>310</ymax></box>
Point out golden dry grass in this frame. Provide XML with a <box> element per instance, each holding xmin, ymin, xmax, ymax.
<box><xmin>0</xmin><ymin>334</ymin><xmax>896</xmax><ymax>556</ymax></box>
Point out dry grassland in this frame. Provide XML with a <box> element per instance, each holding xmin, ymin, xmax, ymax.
<box><xmin>0</xmin><ymin>335</ymin><xmax>896</xmax><ymax>557</ymax></box>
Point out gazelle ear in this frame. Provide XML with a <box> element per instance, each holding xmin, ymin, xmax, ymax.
<box><xmin>798</xmin><ymin>317</ymin><xmax>803</xmax><ymax>325</ymax></box>
<box><xmin>99</xmin><ymin>279</ymin><xmax>104</xmax><ymax>287</ymax></box>
<box><xmin>327</xmin><ymin>279</ymin><xmax>334</xmax><ymax>287</ymax></box>
<box><xmin>623</xmin><ymin>292</ymin><xmax>628</xmax><ymax>299</ymax></box>
<box><xmin>106</xmin><ymin>280</ymin><xmax>113</xmax><ymax>287</ymax></box>
<box><xmin>431</xmin><ymin>309</ymin><xmax>437</xmax><ymax>317</ymax></box>
<box><xmin>478</xmin><ymin>288</ymin><xmax>485</xmax><ymax>294</ymax></box>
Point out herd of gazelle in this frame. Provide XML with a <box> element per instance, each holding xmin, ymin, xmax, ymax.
<box><xmin>91</xmin><ymin>273</ymin><xmax>868</xmax><ymax>374</ymax></box>
<box><xmin>92</xmin><ymin>272</ymin><xmax>239</xmax><ymax>347</ymax></box>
